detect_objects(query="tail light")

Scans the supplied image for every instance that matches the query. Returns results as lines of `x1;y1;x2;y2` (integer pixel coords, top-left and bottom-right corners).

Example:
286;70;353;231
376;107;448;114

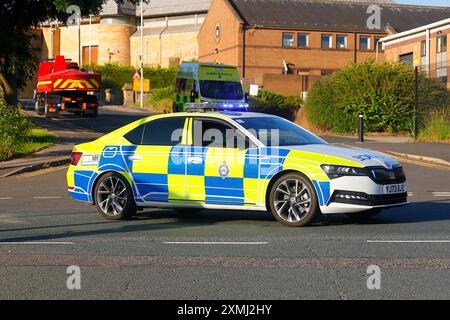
71;152;83;166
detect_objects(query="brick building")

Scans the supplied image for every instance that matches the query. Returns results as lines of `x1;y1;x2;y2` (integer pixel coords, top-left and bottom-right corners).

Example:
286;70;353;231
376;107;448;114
198;0;450;96
39;0;211;67
22;0;211;98
380;18;450;90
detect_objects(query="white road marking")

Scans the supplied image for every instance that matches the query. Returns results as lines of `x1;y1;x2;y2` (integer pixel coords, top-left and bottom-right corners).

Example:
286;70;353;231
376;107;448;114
164;241;270;245
0;197;12;200
0;241;74;245
32;196;63;199
432;192;450;197
367;240;450;243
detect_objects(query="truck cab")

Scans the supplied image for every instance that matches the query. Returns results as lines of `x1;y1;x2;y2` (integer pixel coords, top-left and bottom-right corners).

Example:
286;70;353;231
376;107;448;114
173;62;247;112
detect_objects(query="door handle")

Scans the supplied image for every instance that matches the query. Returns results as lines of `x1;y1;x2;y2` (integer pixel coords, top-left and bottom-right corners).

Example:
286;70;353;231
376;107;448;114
128;156;142;161
187;157;203;164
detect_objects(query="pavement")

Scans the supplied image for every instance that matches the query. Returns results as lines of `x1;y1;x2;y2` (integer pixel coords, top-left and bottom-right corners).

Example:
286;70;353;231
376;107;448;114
322;135;450;165
0;106;154;177
0;106;450;299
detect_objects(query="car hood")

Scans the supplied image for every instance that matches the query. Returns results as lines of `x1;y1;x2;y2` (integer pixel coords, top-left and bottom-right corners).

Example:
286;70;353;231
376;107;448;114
285;144;400;169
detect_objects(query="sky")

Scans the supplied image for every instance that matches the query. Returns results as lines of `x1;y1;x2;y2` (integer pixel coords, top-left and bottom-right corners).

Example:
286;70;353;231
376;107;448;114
397;0;450;6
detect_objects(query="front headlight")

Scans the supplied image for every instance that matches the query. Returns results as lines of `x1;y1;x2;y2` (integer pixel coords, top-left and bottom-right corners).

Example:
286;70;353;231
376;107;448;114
320;164;367;179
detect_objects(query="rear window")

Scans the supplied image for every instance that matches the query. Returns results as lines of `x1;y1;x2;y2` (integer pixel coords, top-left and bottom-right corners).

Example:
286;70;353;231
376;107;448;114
124;124;145;145
124;117;186;146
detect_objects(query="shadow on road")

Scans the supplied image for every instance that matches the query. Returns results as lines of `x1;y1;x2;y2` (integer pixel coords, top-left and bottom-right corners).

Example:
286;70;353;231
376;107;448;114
316;201;450;226
1;202;449;243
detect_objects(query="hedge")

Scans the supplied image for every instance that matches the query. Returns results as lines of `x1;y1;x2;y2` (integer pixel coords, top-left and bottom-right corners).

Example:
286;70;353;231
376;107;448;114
0;98;31;161
89;64;178;92
249;89;302;121
305;59;450;134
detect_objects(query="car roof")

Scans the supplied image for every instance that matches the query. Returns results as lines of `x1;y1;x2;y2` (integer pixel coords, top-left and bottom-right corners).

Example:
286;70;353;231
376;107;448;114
153;112;276;120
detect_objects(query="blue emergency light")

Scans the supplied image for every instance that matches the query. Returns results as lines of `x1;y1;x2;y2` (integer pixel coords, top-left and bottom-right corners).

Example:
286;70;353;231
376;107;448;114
185;102;249;112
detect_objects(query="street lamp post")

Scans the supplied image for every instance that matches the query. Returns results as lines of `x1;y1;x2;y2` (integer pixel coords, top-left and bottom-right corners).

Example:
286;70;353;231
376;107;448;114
140;0;144;109
78;11;81;65
88;15;92;65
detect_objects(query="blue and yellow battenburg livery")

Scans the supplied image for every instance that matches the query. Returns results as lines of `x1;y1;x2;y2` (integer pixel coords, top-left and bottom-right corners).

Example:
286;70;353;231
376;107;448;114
67;110;407;227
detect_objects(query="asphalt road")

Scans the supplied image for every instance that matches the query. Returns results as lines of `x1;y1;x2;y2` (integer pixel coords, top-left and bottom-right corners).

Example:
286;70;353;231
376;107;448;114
1;108;450;299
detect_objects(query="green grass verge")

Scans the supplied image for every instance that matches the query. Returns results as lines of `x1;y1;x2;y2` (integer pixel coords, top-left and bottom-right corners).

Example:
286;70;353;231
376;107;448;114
418;110;450;142
131;97;172;112
12;126;57;159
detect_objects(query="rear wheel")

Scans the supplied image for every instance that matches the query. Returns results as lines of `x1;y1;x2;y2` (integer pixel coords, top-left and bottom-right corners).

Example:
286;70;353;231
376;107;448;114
83;107;98;118
94;172;137;220
269;173;320;227
35;100;44;115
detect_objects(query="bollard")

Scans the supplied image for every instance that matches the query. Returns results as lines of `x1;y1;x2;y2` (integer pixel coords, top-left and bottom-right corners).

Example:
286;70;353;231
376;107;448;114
358;114;364;143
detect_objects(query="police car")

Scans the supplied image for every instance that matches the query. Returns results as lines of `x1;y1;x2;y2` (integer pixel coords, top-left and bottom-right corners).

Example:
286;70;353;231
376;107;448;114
67;105;407;227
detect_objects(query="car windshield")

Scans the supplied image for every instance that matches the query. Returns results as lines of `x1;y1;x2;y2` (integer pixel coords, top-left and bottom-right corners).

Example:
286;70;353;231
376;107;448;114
235;116;327;147
199;80;244;100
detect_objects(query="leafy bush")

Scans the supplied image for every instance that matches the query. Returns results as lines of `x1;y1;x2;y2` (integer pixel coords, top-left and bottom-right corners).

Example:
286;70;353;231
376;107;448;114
305;60;450;134
151;86;174;101
0;98;31;161
89;64;178;91
249;89;302;121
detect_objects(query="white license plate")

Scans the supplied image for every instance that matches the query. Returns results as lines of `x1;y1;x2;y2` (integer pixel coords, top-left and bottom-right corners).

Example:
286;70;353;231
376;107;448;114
384;183;406;194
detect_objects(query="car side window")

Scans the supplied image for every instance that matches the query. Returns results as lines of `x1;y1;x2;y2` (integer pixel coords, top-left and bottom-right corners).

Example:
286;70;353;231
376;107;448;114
142;117;186;146
124;124;145;145
193;119;249;149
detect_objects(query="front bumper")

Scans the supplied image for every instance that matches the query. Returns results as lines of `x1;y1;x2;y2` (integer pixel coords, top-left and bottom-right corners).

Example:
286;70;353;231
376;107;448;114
319;175;408;214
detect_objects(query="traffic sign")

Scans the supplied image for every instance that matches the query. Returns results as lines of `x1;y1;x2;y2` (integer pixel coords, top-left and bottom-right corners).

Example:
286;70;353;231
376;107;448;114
133;79;150;93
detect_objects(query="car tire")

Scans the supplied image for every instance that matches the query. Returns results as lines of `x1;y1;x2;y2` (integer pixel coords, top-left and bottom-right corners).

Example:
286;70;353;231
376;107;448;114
346;208;382;221
269;172;320;227
35;100;44;115
94;172;137;220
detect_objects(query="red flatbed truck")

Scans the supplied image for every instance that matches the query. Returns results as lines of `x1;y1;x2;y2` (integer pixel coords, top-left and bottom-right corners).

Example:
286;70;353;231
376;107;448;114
34;55;101;118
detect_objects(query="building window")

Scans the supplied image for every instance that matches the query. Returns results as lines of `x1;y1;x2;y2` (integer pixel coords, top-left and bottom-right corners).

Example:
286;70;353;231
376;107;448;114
82;46;98;65
282;33;295;47
360;36;371;50
436;34;447;82
336;35;348;49
298;34;309;48
421;40;427;57
420;40;428;72
321;34;333;49
437;34;447;53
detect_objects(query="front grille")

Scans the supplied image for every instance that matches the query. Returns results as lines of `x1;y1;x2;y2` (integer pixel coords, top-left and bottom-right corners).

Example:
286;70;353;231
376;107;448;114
330;190;408;206
368;166;406;185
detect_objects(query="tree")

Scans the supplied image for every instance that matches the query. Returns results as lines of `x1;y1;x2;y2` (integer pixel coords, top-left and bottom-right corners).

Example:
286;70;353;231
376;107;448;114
0;0;140;106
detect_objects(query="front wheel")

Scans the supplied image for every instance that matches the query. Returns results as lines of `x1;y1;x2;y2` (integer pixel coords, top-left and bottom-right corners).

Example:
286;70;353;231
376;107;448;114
94;172;137;220
268;173;320;227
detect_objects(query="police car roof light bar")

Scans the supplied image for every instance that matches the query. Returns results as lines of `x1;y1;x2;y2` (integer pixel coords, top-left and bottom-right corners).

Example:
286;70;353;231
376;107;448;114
185;103;249;113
